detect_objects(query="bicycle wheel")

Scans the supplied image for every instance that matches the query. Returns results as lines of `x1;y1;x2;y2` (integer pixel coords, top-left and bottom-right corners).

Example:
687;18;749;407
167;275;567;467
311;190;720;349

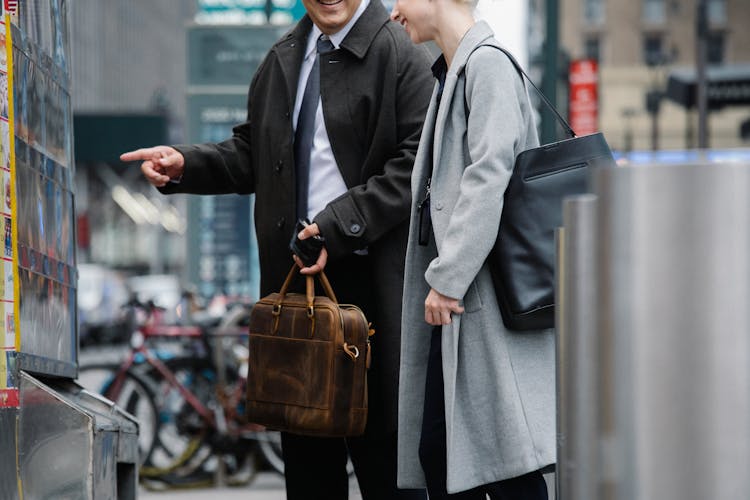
76;363;159;465
140;357;258;486
257;431;285;475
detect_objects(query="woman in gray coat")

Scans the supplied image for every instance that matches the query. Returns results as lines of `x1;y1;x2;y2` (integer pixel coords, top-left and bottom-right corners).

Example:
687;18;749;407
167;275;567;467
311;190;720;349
390;0;556;498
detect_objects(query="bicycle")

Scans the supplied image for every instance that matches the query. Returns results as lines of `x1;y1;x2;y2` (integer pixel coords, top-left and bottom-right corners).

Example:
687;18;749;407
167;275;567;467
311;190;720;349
76;298;285;488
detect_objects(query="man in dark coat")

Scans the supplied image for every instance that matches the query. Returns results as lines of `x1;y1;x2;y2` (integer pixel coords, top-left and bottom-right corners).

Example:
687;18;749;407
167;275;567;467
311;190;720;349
121;0;432;498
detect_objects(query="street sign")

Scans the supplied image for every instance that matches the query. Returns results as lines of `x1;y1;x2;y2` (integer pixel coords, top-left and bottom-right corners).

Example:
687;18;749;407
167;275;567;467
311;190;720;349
195;0;305;25
666;64;750;110
568;59;599;136
188;25;286;87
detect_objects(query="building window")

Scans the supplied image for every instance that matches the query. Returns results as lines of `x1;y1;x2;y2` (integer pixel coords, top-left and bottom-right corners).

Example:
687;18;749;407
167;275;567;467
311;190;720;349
584;36;601;62
583;0;605;24
643;34;664;66
707;0;727;24
642;0;666;24
707;32;725;64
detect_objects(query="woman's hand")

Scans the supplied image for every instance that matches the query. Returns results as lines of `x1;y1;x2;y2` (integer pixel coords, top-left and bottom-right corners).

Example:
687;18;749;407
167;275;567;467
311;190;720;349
425;288;464;325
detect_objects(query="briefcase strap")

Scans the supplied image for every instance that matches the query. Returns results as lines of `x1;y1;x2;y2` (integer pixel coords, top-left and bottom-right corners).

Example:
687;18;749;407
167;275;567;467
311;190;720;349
316;271;338;303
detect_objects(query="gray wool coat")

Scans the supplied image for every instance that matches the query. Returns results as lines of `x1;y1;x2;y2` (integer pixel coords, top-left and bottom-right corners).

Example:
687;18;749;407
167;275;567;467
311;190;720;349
397;22;556;494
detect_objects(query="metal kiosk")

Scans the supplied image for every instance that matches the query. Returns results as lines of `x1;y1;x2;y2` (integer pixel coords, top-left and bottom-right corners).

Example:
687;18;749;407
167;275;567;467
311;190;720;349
0;4;138;499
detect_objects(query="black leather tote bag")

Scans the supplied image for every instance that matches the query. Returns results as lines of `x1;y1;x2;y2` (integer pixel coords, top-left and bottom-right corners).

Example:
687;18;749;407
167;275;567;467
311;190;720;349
488;47;615;330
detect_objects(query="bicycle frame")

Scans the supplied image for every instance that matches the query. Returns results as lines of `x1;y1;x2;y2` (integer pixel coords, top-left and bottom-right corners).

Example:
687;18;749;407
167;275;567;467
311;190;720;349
105;303;252;434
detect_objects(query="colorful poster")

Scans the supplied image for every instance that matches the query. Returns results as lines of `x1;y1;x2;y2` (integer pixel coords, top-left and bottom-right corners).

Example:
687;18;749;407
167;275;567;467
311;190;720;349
0;9;13;388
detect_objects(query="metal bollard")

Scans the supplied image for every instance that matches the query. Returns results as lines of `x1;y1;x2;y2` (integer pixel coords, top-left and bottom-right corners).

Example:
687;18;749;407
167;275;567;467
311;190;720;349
556;194;599;500
560;161;750;500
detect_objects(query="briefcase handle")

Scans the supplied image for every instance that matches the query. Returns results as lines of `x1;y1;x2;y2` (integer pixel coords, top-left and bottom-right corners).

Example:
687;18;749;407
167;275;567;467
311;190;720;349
277;264;338;305
273;265;339;338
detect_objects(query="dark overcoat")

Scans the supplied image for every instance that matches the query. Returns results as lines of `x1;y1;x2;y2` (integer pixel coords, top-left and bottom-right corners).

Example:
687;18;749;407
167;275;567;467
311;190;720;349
161;1;433;431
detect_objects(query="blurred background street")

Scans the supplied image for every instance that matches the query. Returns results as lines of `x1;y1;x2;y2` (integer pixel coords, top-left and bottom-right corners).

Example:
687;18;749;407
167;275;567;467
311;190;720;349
68;0;750;497
0;0;747;499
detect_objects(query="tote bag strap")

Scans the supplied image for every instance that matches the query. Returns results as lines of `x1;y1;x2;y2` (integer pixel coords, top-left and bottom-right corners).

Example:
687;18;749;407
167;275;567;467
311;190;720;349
470;44;576;139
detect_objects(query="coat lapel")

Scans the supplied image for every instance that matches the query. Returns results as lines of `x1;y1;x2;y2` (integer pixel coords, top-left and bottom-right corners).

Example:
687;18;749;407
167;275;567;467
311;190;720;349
413;83;440;200
273;18;311;115
431;73;457;172
339;0;389;59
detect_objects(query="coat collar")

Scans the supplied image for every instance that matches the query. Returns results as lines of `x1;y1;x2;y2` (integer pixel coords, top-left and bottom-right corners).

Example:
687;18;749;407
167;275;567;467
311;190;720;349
339;0;390;59
432;21;496;170
447;21;496;77
277;0;388;59
272;0;389;112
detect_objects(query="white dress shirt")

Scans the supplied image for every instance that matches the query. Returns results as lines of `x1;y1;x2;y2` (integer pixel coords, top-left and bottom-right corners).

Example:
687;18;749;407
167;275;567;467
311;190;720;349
293;0;370;221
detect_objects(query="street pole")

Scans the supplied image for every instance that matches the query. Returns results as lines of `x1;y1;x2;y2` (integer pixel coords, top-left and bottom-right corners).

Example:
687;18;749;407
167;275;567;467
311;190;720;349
646;89;661;151
696;0;709;149
541;0;560;144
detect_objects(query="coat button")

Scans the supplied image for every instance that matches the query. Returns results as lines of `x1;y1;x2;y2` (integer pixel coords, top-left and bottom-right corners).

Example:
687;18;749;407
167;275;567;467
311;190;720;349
275;160;283;172
350;223;361;234
435;202;443;210
277;217;286;229
285;111;290;118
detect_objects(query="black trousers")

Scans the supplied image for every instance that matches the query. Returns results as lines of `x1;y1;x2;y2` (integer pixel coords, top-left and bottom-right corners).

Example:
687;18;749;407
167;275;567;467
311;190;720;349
419;329;549;500
281;254;426;500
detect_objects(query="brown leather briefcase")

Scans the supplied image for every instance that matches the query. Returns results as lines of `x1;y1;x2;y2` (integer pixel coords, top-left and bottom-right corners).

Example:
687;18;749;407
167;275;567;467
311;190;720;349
245;265;371;437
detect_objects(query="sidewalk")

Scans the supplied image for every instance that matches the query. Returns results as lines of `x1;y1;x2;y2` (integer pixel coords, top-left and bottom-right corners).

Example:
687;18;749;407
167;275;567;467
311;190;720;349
139;472;363;500
139;472;553;499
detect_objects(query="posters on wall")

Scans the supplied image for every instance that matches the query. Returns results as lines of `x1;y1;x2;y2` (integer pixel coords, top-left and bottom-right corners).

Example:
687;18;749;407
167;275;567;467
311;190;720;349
0;7;15;402
1;0;76;401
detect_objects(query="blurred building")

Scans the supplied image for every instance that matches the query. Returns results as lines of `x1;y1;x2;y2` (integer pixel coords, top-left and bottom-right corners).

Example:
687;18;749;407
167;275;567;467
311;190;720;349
70;1;197;273
69;1;298;301
561;0;750;151
71;1;195;125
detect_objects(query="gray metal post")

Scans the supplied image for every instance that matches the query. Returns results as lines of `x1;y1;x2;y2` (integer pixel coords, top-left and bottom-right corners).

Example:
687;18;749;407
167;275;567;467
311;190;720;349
556;195;599;500
591;162;750;499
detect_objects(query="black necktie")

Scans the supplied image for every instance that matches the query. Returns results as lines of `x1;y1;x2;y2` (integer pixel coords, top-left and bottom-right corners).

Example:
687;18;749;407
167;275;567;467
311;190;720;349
294;35;335;220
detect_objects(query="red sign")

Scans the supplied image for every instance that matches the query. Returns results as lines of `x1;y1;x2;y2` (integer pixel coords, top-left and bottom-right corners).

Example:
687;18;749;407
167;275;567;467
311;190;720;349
0;388;19;408
3;0;18;15
569;59;599;136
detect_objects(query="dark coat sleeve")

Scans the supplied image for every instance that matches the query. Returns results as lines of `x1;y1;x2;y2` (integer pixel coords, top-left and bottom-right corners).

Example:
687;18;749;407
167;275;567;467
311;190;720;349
158;59;269;196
